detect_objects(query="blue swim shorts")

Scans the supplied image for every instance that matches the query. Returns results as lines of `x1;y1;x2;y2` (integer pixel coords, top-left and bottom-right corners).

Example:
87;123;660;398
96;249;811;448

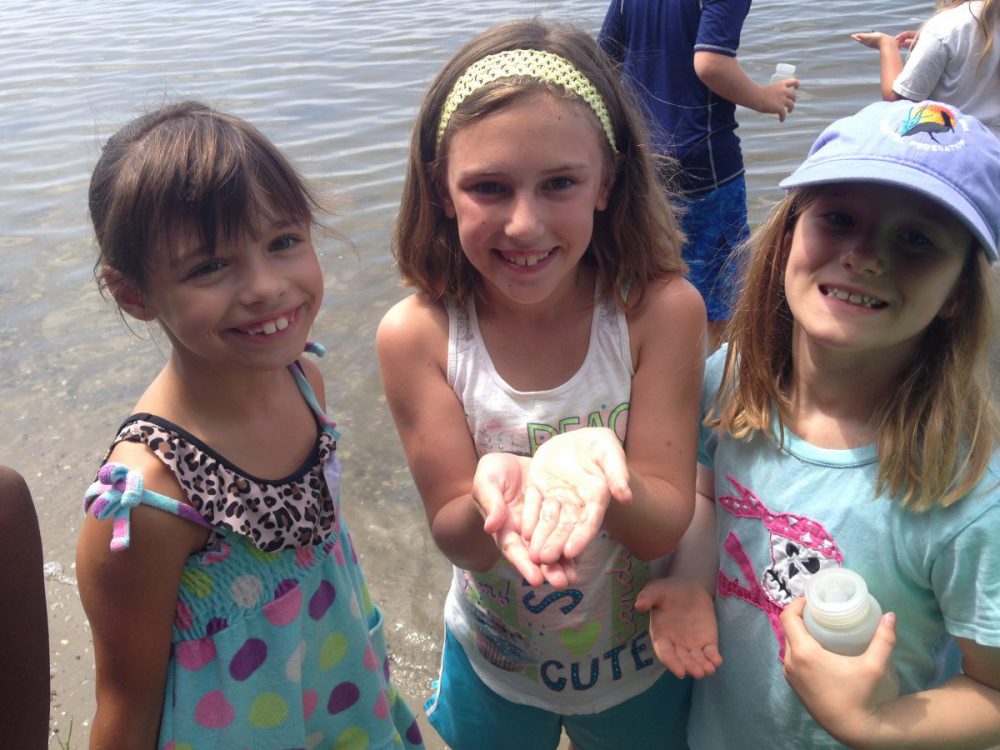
425;627;691;750
678;175;750;322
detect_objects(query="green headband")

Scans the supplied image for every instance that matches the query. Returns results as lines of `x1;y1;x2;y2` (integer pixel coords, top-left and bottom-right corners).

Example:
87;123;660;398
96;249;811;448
436;49;618;154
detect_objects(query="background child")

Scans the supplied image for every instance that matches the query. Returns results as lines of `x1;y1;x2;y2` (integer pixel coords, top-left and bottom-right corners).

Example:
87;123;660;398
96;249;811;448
638;100;1000;748
0;466;49;750
76;101;423;750
853;0;1000;134
599;0;799;350
377;19;705;750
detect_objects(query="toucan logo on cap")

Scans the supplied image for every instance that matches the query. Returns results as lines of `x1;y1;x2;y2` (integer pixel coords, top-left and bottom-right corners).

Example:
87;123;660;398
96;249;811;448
899;103;955;142
884;103;966;152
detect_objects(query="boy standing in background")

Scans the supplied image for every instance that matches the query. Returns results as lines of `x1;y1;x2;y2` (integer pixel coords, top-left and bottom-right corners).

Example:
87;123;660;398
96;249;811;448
600;0;797;349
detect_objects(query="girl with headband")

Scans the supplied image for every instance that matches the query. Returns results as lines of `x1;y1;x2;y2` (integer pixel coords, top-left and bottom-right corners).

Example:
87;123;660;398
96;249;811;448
377;18;705;750
639;100;1000;748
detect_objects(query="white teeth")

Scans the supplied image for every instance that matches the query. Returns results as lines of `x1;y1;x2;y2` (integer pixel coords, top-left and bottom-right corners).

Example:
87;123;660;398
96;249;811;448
824;287;885;309
503;250;551;267
246;315;291;335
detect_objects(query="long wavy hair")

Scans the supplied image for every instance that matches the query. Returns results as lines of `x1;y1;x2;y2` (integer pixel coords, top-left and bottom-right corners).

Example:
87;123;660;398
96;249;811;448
393;19;686;311
709;187;999;510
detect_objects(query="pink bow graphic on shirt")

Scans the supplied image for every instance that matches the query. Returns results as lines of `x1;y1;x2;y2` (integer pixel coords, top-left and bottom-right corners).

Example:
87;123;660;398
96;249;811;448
716;474;843;661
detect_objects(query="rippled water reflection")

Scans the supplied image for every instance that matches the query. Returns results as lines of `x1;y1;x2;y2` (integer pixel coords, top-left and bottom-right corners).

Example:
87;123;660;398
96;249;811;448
0;1;922;744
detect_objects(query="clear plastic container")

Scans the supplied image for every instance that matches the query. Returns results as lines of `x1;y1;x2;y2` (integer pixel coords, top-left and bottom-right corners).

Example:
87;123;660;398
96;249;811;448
770;63;797;84
803;568;900;702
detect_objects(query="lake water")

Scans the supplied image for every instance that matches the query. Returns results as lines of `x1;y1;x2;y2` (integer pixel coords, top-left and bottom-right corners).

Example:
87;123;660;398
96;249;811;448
0;0;924;745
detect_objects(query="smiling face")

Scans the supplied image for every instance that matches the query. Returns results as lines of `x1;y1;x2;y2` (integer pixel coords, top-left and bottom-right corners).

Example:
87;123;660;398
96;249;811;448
135;205;324;374
782;182;972;366
441;91;612;309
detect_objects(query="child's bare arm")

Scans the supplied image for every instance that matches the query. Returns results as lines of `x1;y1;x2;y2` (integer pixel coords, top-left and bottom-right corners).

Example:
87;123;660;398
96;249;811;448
77;443;208;749
693;50;798;120
377;295;546;582
851;32;906;101
783;604;1000;749
603;277;705;558
636;466;722;679
0;467;48;750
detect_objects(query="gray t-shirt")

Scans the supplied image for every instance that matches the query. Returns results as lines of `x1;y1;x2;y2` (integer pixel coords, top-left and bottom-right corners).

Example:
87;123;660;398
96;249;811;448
894;1;1000;135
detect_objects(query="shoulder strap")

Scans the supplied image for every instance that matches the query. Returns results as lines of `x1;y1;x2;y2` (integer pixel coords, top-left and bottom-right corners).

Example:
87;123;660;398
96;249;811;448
289;341;340;439
83;463;213;552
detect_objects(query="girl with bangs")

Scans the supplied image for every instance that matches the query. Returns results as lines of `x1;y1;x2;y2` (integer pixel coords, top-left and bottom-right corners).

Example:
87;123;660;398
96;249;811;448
77;101;423;750
638;100;1000;749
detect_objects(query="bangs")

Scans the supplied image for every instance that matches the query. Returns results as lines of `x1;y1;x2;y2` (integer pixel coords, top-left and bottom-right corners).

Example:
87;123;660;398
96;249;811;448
100;108;314;283
146;118;312;256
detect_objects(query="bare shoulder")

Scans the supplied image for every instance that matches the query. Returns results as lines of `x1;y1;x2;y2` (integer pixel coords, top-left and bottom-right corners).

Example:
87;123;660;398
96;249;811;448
637;275;705;317
79;437;207;577
298;353;326;408
105;438;186;502
0;466;33;523
628;275;707;351
77;438;205;743
376;292;449;362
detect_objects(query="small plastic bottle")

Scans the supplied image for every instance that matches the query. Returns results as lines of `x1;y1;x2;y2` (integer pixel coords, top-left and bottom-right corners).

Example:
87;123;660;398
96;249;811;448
803;568;900;703
770;62;797;84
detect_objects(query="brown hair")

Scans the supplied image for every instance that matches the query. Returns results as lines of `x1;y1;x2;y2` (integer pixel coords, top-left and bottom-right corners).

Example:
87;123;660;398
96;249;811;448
710;187;999;510
89;100;324;293
393;19;686;310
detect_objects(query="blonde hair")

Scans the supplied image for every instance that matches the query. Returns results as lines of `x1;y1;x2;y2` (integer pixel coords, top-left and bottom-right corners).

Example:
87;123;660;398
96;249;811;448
936;0;999;65
393;19;686;311
709;187;1000;510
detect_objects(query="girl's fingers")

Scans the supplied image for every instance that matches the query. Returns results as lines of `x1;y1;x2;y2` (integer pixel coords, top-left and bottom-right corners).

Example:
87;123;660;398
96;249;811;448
865;612;897;665
655;644;688;680
539;558;578;589
496;527;544;587
561;498;606;560
589;436;632;504
528;494;564;562
704;643;723;667
521;484;542;542
476;481;508;534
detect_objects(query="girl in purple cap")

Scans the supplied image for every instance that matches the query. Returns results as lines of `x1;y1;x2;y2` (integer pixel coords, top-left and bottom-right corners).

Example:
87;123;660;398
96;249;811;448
638;99;1000;749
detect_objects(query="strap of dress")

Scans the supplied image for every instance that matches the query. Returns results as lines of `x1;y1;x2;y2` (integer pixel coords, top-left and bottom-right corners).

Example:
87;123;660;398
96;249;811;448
289;341;341;439
83;463;213;552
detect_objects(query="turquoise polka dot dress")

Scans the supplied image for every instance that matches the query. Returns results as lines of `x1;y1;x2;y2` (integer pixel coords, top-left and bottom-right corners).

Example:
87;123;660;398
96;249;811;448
84;348;424;750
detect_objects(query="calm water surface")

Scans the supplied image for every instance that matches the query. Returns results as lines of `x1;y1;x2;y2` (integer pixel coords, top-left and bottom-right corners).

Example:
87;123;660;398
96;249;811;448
0;0;922;744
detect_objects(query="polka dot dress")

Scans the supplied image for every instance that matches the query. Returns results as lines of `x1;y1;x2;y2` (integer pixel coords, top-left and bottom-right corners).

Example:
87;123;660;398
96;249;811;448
157;504;422;749
87;355;424;750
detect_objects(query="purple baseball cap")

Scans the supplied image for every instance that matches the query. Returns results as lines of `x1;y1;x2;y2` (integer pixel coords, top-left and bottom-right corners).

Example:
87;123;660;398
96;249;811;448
779;100;1000;261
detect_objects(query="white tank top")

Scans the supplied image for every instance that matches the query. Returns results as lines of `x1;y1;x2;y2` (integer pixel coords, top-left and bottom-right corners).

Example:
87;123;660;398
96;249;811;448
443;294;667;714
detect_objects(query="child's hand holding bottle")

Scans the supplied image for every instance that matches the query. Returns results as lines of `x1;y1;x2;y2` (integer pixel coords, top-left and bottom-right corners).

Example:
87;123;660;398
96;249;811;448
780;596;899;747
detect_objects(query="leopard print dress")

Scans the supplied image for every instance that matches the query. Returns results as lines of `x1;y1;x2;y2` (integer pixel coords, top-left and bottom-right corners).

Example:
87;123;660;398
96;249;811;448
84;352;424;750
